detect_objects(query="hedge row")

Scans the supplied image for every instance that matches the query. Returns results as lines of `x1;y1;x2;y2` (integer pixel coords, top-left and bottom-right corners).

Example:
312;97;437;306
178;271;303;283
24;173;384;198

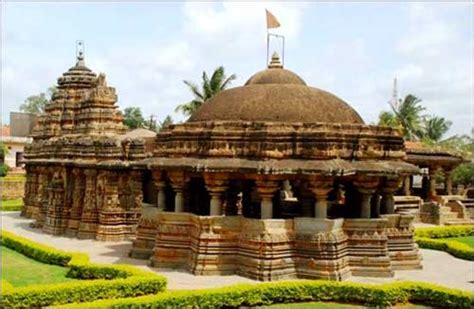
59;281;474;309
414;225;474;260
415;225;474;239
416;237;474;260
0;230;167;308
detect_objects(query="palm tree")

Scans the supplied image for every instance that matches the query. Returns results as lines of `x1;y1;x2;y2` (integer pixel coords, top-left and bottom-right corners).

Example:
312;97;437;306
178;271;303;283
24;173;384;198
391;94;426;141
175;66;236;117
423;116;452;142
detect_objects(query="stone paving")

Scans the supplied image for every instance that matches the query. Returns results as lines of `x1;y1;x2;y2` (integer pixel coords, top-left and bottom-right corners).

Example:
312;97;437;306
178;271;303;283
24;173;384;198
1;212;473;291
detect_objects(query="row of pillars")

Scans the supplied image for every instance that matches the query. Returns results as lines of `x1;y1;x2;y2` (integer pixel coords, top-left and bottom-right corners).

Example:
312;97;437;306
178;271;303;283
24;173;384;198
402;166;454;200
152;171;401;219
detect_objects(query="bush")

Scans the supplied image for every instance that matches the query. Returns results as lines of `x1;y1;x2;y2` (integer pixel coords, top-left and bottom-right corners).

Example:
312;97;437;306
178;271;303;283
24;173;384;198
0;164;9;177
0;199;24;212
0;230;167;308
59;281;474;309
414;226;474;260
415;226;474;239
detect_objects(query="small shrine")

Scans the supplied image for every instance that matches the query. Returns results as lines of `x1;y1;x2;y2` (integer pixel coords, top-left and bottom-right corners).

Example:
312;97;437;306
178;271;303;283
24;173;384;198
22;45;152;241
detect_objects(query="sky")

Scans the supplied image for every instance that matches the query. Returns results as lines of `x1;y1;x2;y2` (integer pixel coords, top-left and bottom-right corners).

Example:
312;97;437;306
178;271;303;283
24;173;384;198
2;1;472;136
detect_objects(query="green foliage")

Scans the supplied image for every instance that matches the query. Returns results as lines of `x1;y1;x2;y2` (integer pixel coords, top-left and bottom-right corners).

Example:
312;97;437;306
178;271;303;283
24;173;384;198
0;164;9;177
414;225;473;239
19;86;57;114
158;115;174;131
452;163;474;187
0;230;167;308
176;66;237;117
423;116;452;142
123;107;146;129
392;94;426;141
1;199;23;211
60;281;474;309
414;226;474;260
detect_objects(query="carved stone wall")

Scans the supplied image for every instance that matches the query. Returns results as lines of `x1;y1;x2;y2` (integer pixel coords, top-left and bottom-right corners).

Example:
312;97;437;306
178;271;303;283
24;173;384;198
148;212;421;281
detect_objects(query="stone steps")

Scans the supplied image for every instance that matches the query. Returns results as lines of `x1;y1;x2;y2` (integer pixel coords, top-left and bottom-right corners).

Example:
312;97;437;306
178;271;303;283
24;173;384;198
445;219;474;226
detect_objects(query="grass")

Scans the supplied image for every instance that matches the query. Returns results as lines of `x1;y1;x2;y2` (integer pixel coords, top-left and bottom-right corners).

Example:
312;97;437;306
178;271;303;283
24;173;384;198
0;198;23;211
441;236;474;248
1;175;26;181
1;246;78;287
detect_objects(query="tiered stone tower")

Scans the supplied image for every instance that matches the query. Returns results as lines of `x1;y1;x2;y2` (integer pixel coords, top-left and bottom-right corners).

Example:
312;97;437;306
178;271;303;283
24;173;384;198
23;47;151;241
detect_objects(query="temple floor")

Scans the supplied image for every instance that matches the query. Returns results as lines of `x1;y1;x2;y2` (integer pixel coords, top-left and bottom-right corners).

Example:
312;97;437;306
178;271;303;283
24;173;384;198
1;211;472;291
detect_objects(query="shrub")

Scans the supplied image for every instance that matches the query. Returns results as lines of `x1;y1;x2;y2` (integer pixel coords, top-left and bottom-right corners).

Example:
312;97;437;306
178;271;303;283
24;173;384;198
414;226;474;260
0;230;167;308
0;164;9;177
59;281;474;309
415;226;474;239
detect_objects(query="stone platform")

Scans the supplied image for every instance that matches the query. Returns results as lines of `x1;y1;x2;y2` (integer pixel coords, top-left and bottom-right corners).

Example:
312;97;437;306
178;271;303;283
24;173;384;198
130;211;422;281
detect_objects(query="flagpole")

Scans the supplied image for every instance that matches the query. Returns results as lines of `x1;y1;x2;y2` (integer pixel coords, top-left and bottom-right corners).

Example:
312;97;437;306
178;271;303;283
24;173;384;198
266;31;270;66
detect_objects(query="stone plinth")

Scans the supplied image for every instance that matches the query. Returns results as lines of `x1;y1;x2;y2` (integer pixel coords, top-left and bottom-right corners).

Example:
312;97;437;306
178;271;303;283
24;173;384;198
382;214;422;270
139;212;421;281
294;218;350;280
342;219;393;277
129;204;161;259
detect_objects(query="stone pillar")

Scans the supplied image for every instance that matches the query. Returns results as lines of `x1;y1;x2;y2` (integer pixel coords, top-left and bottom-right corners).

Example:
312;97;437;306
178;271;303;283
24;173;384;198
255;178;280;219
169;171;187;213
307;177;333;219
371;193;381;218
204;173;229;216
354;178;379;219
380;178;401;215
444;169;453;195
156;182;166;210
428;167;438;201
403;176;411;196
152;171;166;211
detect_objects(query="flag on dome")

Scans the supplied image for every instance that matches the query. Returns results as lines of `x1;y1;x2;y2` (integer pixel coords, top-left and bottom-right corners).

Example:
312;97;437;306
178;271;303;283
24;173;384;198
265;9;280;29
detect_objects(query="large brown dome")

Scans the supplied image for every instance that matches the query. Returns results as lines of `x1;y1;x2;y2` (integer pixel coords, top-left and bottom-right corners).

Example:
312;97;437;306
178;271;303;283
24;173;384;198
189;54;364;124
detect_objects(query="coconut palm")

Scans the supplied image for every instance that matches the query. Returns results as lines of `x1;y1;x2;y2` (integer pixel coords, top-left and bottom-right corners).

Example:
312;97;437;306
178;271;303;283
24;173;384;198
175;66;236;117
423;116;452;142
391;94;426;141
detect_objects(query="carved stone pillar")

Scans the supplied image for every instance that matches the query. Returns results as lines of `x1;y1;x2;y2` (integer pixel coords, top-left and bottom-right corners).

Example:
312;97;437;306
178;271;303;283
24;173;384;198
444;169;453;195
255;178;280;219
380;178;401;215
354;178;379;219
403;176;411;196
169;171;187;213
307;177;333;219
371;192;381;218
152;170;166;210
428;167;438;201
204;173;228;216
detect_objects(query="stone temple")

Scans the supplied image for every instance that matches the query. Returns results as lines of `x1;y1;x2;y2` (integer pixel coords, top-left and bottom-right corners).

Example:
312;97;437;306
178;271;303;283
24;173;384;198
23;51;423;281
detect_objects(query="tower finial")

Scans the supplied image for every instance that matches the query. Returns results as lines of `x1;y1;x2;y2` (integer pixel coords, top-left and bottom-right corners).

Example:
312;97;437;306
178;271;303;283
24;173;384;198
268;51;283;69
76;40;85;66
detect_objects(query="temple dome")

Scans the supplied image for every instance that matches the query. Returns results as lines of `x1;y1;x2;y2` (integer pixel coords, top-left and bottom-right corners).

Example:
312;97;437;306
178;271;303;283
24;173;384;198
189;53;364;124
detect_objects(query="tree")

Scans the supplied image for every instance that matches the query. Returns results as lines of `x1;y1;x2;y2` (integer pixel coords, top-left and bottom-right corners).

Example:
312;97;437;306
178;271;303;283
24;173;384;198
377;94;425;141
423;116;452;142
123;107;145;129
0;142;9;177
158;115;173;132
20;86;57;114
175;66;236;117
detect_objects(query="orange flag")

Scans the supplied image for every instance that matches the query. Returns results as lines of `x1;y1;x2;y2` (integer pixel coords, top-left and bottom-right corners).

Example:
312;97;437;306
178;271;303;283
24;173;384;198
266;9;280;29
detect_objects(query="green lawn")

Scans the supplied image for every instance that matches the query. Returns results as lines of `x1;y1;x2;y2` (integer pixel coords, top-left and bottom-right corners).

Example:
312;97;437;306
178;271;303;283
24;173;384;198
1;198;23;211
1;246;78;287
442;236;474;248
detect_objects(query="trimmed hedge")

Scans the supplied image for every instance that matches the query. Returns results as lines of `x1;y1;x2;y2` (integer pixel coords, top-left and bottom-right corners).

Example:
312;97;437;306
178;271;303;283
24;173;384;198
415;225;474;239
59;281;474;309
415;225;474;260
0;230;167;308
